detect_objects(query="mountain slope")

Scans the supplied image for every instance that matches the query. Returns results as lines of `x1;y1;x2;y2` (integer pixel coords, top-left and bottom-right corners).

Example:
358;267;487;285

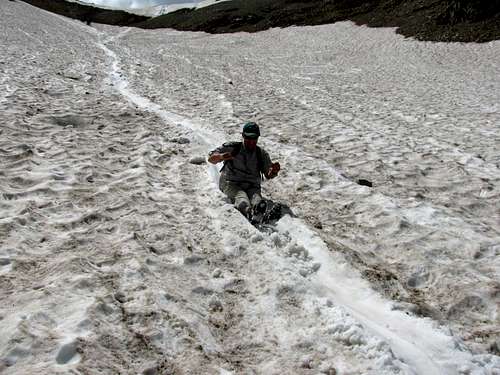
134;0;500;42
19;0;500;42
20;0;148;26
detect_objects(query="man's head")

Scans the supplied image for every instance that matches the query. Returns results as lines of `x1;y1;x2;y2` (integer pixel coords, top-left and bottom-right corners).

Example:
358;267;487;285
242;122;260;151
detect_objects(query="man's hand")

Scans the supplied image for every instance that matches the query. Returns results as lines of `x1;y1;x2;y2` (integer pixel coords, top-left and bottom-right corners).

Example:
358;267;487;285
266;162;280;178
221;152;234;161
208;152;233;164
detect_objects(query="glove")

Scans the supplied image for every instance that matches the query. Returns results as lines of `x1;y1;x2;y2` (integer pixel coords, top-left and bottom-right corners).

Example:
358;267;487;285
267;162;280;178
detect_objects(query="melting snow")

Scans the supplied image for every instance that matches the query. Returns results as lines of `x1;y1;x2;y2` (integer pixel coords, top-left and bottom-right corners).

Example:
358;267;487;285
1;1;499;374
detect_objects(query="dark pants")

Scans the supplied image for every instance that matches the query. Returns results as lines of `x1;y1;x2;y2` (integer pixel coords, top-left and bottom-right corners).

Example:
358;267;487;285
219;178;262;213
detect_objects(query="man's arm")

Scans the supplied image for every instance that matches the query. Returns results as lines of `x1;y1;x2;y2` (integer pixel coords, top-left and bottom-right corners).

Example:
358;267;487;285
208;152;233;164
209;141;242;164
260;148;280;179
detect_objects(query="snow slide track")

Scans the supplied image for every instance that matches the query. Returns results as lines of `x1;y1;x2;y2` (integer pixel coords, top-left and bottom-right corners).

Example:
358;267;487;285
95;28;486;375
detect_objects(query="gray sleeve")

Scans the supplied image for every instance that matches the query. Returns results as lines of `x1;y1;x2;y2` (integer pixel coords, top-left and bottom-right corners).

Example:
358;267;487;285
260;148;273;173
208;144;232;156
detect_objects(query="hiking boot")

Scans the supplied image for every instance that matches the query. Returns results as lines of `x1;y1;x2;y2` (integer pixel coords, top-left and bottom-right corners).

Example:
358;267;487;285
265;203;282;222
237;201;252;221
254;200;267;215
251;200;267;225
244;207;252;221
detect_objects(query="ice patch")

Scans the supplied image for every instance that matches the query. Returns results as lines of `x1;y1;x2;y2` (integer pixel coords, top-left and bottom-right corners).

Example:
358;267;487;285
0;258;12;275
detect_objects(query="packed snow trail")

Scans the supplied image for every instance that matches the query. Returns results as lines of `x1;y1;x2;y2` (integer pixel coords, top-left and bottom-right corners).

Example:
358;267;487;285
95;24;496;375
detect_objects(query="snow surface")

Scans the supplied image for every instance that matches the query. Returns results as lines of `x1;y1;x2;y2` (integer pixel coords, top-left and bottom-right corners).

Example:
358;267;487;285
1;1;499;374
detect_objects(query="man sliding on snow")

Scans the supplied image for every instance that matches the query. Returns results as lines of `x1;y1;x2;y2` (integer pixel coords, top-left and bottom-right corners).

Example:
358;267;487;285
208;122;280;221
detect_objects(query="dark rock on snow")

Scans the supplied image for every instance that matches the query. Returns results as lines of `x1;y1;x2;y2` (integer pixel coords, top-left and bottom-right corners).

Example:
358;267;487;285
189;156;206;165
357;179;373;188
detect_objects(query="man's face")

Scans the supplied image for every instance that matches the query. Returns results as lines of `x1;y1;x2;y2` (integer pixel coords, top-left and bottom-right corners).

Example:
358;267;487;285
243;137;258;151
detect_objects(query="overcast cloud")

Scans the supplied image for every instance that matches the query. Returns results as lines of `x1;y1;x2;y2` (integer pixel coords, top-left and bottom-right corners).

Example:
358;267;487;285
80;0;198;9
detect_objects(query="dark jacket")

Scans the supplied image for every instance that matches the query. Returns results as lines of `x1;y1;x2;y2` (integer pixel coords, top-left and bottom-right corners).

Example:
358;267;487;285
210;142;272;187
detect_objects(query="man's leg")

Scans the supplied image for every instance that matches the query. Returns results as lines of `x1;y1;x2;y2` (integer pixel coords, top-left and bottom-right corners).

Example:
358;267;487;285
249;190;262;208
248;188;267;213
220;179;251;216
246;189;267;223
234;190;251;216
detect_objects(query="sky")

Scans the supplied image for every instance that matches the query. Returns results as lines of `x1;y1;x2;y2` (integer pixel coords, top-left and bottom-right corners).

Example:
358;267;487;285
79;0;199;10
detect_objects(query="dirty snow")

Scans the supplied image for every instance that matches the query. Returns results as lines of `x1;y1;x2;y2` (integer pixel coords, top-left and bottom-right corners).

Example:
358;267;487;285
1;1;499;374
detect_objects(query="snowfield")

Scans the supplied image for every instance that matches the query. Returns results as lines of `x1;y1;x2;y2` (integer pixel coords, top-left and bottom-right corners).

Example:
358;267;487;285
1;1;499;374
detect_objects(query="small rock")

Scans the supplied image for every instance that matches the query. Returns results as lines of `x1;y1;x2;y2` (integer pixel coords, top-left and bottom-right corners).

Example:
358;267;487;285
357;179;372;187
172;137;190;144
114;292;127;303
184;255;205;265
212;268;223;278
311;262;321;272
192;286;214;295
147;245;161;255
299;269;309;277
189;156;206;165
164;293;179;302
142;367;157;375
